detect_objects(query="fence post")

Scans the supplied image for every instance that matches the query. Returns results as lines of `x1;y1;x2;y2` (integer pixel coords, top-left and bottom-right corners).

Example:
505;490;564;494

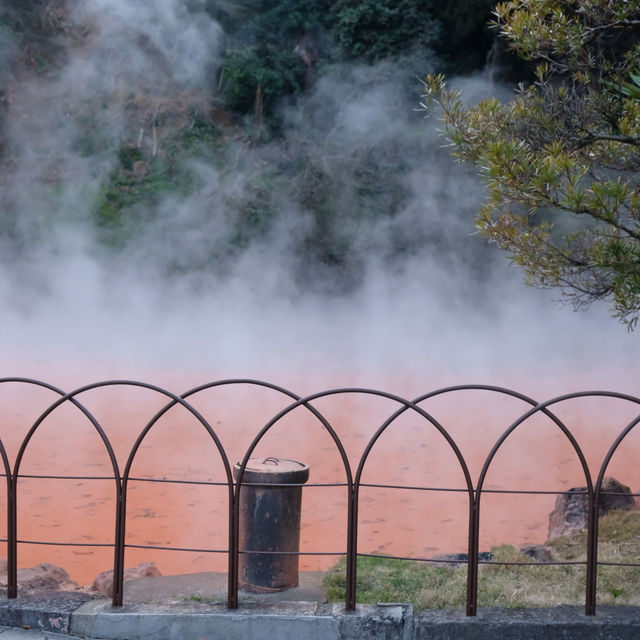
346;482;358;610
466;494;479;616
112;487;126;607
227;487;238;609
7;474;17;599
585;491;598;615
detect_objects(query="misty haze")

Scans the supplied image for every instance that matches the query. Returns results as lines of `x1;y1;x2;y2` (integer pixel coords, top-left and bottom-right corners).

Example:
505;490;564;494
1;0;640;600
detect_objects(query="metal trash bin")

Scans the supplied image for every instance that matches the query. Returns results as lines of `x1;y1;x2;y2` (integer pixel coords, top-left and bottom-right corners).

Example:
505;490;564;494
234;456;309;592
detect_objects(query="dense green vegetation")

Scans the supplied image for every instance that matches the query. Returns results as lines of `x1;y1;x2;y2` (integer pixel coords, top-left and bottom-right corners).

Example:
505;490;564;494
0;0;510;291
210;0;497;115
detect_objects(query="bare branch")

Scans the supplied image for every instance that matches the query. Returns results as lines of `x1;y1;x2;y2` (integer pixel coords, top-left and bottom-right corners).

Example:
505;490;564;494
575;133;640;149
585;19;640;38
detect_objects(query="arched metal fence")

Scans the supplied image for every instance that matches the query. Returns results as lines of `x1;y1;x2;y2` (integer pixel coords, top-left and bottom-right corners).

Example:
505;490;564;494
1;378;639;616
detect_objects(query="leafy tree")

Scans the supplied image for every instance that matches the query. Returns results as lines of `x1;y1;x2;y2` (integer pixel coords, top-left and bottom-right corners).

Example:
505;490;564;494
219;45;306;116
330;0;440;62
213;0;330;125
425;0;640;327
213;0;497;128
214;0;332;45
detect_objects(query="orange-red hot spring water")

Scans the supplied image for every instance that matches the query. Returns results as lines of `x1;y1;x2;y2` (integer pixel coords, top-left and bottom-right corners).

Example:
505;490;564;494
1;381;640;586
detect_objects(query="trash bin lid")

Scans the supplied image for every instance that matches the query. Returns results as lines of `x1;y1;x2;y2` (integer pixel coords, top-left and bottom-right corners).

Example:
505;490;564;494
234;457;310;484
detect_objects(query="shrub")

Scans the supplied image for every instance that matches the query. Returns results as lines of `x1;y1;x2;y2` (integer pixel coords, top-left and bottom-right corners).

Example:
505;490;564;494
220;44;306;116
330;0;441;62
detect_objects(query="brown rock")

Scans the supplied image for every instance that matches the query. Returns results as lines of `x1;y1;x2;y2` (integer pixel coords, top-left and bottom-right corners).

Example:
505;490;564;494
600;476;638;511
131;160;150;181
428;551;493;568
0;562;78;591
92;562;161;597
548;476;637;539
91;570;113;597
519;544;554;563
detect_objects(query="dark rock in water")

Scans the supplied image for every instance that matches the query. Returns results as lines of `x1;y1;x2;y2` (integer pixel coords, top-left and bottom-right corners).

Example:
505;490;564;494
548;476;637;539
430;551;493;567
91;561;161;597
519;544;554;563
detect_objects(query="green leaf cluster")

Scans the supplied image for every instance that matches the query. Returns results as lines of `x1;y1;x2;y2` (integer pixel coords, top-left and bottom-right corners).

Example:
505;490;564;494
93;114;222;249
214;0;496;126
329;0;441;63
216;0;332;46
424;0;640;327
219;45;306;116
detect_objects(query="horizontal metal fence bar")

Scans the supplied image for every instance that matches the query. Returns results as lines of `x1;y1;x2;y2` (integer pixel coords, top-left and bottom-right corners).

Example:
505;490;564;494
359;483;591;495
131;477;348;488
125;544;228;553
123;545;347;556
0;541;600;567
129;477;227;486
238;551;345;558
12;475;638;497
356;552;587;566
479;488;590;495
478;560;587;566
10;474;349;488
16;475;115;481
358;483;618;496
232;482;346;488
16;540;113;547
359;483;468;492
128;478;346;488
357;552;464;563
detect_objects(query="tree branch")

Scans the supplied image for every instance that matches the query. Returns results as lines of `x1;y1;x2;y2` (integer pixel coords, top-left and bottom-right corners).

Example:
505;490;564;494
585;19;640;38
575;133;640;149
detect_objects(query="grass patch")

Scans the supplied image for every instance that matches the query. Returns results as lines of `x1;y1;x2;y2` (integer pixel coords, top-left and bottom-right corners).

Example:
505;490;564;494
322;510;640;610
184;593;217;603
323;556;467;609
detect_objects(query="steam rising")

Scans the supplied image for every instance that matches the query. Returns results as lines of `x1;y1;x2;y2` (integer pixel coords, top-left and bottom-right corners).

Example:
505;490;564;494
1;0;638;395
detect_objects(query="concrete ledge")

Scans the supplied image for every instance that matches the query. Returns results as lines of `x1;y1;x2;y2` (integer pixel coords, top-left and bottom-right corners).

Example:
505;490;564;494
71;600;411;640
0;592;92;635
3;594;640;640
70;601;640;640
72;601;330;640
415;606;640;640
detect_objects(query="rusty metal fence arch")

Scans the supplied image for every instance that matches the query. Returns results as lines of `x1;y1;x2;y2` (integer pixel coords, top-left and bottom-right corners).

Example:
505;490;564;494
495;391;640;615
351;389;474;613
374;384;592;615
0;379;639;618
234;387;475;612
0;377;122;600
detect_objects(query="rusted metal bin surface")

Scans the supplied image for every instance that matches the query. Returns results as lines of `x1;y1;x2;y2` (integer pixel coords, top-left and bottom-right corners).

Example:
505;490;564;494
234;457;310;593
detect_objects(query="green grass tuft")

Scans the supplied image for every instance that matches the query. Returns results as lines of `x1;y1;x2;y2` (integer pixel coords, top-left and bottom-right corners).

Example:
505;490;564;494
322;510;640;610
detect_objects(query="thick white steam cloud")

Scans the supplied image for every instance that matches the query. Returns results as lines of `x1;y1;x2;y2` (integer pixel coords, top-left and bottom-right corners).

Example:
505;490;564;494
0;0;638;398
